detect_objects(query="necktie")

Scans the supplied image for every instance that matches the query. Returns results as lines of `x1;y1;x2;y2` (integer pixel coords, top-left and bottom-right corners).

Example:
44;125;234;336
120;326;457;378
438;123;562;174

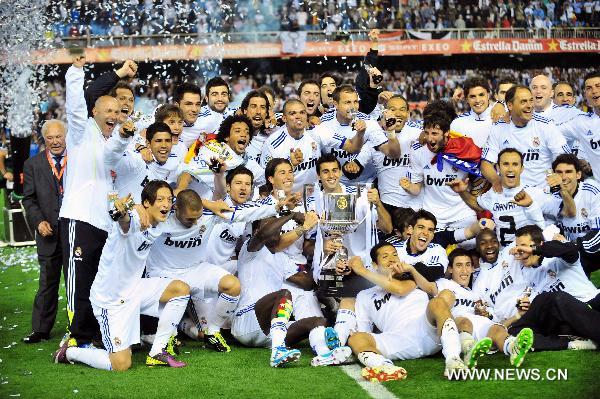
54;155;63;173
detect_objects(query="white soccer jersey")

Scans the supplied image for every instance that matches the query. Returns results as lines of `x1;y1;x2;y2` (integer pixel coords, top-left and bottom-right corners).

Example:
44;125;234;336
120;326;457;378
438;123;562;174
180;105;236;147
146;201;278;275
355;121;423;209
435;278;482;317
548;180;600;240
236;242;297;310
247;130;270;164
450;107;493;148
181;141;265;199
535;103;582;156
90;210;163;308
556;112;600;176
409;143;476;227
528;255;600;302
201;196;276;265
482;116;571;188
476;185;549;247
389;238;449;275
355;286;430;333
260;127;321;192
107;142;179;203
314;111;387;184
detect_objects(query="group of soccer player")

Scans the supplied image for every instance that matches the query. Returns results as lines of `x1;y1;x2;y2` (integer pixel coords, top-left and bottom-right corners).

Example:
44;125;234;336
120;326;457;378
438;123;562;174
49;34;600;382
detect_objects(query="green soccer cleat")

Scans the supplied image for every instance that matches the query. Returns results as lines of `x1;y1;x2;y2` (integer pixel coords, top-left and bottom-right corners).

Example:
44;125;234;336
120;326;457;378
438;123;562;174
510;328;534;367
464;337;492;369
165;334;182;356
203;330;231;352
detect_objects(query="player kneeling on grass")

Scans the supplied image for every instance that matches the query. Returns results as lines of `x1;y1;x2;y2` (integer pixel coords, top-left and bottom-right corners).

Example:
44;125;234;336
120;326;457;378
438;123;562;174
399;247;534;369
54;181;190;370
345;242;467;382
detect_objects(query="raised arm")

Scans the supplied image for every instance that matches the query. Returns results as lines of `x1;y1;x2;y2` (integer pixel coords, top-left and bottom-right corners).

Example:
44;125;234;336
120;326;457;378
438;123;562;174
349;256;416;297
65;56;88;145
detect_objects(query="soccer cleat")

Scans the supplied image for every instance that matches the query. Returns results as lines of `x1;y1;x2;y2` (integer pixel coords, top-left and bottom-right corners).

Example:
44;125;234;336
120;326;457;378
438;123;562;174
324;327;341;350
464;337;493;369
146;351;186;368
270;346;301;367
510;328;534;367
568;339;597;350
311;346;353;367
361;365;408;382
203;330;231;352
53;340;73;365
165;334;182;356
444;356;468;379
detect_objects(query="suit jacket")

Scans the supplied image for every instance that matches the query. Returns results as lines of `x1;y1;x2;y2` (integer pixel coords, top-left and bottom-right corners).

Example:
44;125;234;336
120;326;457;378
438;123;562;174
22;151;63;255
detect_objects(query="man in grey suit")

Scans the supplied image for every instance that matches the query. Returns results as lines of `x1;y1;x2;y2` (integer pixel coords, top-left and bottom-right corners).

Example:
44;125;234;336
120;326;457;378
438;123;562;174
22;119;67;343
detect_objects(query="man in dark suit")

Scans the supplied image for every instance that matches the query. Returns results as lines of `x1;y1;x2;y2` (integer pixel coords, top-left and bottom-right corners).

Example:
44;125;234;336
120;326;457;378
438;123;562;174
22;119;67;343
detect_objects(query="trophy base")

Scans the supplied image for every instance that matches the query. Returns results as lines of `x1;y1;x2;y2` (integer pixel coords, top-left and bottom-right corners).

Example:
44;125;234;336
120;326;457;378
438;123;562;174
317;269;344;297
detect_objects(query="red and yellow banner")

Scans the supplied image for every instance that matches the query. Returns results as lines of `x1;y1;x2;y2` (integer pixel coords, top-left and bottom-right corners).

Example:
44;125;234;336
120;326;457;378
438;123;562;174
16;38;600;64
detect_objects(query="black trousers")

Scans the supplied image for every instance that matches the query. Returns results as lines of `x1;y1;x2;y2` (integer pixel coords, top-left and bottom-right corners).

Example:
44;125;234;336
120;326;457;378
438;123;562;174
508;291;600;351
31;237;66;334
10;136;31;195
60;218;108;343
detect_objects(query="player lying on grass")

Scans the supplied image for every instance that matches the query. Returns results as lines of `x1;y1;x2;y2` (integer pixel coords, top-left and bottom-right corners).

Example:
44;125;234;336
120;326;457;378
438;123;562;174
343;242;468;382
399;247;534;369
232;210;353;368
54;180;190;370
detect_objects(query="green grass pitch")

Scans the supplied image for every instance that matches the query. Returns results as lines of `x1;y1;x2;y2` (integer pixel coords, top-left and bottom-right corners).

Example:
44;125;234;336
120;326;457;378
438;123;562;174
0;246;599;399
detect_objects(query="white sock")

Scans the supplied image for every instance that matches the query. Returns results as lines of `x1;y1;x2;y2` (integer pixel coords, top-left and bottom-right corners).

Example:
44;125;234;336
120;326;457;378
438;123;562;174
440;318;461;360
150;295;189;357
179;316;200;340
334;309;357;346
357;351;393;368
206;292;239;334
66;347;112;370
270;317;288;350
459;331;475;354
309;326;330;355
189;297;212;331
503;336;516;356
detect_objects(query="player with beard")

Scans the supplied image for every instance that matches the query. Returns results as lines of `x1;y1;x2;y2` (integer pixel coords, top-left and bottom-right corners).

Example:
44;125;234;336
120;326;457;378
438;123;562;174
345;242;467;380
54;181;190;370
181;78;236;146
177;115;264;198
298;79;322;128
60;55;141;348
173;83;203;147
314;85;387;184
448;148;554;247
481;85;570;191
106;122;179;202
241;90;271;163
555;72;600;176
401;103;477;230
346;95;420;210
260;100;322;191
553;81;576;106
450;77;494;148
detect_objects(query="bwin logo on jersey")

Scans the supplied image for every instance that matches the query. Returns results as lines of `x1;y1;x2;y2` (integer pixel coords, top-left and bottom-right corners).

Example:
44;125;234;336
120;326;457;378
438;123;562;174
331;148;352;159
294;157;317;171
164;236;202;248
137;241;152;251
374;292;392;311
426;174;457;186
455;298;475;308
383;155;410;167
219;229;238;243
523;149;540;162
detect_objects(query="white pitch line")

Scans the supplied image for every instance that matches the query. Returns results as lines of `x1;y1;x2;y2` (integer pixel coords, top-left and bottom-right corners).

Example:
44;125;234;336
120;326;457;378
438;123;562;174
341;365;398;399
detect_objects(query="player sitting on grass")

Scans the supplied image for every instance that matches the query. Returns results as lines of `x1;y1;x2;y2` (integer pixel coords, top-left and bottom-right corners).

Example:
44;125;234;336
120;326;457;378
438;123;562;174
400;247;534;369
344;242;468;382
54;180;190;370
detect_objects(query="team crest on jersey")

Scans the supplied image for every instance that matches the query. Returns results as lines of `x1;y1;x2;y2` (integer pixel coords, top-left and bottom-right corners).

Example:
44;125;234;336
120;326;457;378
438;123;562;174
532;137;540;147
337;197;348;210
311;142;317;151
547;270;557;278
451;166;458;172
114;337;122;347
502;261;509;269
198;225;206;234
74;247;82;257
581;208;589;218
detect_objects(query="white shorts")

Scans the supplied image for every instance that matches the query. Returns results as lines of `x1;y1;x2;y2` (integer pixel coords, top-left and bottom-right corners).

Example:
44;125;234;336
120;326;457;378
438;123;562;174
231;303;271;348
372;314;441;360
148;262;229;300
456;313;500;341
92;277;173;353
282;283;324;320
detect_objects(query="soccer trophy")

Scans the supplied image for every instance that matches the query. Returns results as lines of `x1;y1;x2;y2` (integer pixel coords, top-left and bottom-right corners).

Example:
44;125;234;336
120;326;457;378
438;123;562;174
317;190;362;297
